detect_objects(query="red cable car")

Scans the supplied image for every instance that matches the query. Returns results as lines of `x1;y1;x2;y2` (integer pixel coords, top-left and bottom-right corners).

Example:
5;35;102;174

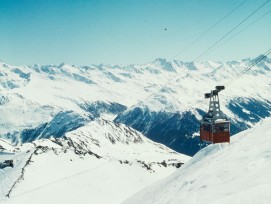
200;86;230;143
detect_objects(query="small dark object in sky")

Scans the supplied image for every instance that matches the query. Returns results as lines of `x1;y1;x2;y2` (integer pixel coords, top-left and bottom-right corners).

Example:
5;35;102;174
164;28;167;31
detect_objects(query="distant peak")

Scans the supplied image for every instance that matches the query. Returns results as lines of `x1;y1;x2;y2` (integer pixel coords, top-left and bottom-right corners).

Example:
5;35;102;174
58;62;66;68
153;58;168;63
153;58;176;72
33;64;41;68
254;54;268;62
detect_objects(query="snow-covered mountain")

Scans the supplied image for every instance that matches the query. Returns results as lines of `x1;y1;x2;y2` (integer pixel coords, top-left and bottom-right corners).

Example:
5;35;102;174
115;58;271;155
1;57;271;155
0;119;189;203
123;117;271;204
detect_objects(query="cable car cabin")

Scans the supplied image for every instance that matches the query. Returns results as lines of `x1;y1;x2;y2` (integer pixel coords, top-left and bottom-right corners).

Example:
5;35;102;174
200;86;230;143
200;121;230;143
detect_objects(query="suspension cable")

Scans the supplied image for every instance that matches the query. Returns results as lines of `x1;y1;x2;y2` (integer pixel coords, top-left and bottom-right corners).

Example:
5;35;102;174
203;8;271;59
170;0;248;60
225;48;271;87
193;0;270;62
131;1;270;106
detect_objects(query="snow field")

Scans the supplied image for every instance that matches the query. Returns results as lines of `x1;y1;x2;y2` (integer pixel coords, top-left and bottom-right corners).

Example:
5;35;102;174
123;117;271;204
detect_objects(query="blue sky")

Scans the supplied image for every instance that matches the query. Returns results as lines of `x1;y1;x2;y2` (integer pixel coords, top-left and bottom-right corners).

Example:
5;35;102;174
0;0;270;65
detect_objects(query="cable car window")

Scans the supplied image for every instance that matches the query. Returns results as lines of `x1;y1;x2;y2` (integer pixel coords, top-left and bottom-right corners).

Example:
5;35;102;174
223;123;229;132
214;123;229;133
202;124;211;131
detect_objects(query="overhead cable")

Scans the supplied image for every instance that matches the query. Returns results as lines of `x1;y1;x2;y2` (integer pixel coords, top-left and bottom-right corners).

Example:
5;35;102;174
193;0;271;62
170;0;248;60
204;8;271;58
225;48;271;87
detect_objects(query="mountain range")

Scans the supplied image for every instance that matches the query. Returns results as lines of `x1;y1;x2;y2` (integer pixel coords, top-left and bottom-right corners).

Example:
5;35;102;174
1;56;271;156
1;56;271;203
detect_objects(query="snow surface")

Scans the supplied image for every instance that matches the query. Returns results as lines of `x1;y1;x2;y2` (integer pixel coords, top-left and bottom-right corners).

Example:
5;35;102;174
0;119;190;204
123;117;271;204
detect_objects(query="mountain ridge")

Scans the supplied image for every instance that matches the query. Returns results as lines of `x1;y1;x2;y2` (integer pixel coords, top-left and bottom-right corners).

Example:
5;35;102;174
1;56;270;155
0;119;189;204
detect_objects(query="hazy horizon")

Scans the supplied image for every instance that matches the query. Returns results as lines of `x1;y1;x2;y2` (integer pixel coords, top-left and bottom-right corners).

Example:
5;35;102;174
1;0;270;66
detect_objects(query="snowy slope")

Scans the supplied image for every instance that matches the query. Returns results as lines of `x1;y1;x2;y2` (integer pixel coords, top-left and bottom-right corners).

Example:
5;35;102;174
123;117;271;204
0;119;190;204
63;119;187;163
